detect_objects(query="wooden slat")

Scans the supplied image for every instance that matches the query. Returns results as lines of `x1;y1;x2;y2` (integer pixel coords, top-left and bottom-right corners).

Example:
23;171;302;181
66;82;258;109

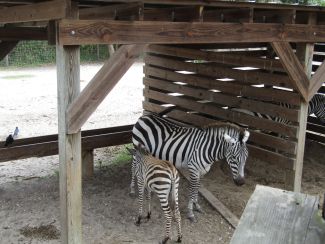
145;54;292;89
0;0;68;24
58;20;325;45
144;6;202;21
147;45;285;72
271;42;310;102
143;89;298;138
230;185;321;244
144;65;301;106
0;27;47;41
143;101;297;155
66;44;145;134
0;41;18;60
307;123;325;134
306;132;325;143
0;130;132;163
309;61;325;100
80;2;143;20
144;76;299;123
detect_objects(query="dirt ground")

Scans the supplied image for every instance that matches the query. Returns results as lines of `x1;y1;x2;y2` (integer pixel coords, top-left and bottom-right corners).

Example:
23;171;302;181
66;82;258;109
0;64;325;244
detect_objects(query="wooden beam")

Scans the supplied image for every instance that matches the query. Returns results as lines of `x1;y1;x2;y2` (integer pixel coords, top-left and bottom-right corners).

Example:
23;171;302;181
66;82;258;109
271;42;310;102
58;20;325;45
0;41;18;60
0;0;68;24
66;44;145;134
0;27;47;41
80;2;143;20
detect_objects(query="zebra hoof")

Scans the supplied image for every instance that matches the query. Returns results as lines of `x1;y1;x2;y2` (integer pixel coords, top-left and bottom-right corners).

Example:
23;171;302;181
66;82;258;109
194;207;204;214
129;192;136;198
159;237;170;244
187;215;197;223
146;211;151;220
135;216;141;226
176;235;182;242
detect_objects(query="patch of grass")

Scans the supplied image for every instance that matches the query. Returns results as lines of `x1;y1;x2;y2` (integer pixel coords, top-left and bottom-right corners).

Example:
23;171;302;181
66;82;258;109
20;224;60;240
1;74;34;79
111;144;133;166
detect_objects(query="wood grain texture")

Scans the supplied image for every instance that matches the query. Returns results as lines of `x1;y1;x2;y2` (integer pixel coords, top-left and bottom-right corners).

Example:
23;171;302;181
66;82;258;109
0;0;68;24
230;185;323;244
271;42;310;102
67;44;145;134
58;20;325;45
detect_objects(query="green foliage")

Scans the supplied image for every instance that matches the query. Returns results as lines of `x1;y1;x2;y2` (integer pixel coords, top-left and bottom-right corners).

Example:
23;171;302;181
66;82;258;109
111;145;133;166
0;41;110;67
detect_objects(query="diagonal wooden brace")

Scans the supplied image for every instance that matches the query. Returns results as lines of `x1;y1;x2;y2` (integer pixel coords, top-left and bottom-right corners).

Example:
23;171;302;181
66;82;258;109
66;44;146;134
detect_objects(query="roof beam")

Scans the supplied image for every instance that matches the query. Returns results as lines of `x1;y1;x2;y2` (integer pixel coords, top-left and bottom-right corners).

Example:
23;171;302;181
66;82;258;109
58;20;325;45
66;44;145;134
271;42;310;102
0;0;68;24
0;26;47;40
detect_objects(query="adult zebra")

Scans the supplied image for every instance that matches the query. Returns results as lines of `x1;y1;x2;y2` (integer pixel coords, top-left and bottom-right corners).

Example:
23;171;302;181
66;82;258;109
131;112;250;221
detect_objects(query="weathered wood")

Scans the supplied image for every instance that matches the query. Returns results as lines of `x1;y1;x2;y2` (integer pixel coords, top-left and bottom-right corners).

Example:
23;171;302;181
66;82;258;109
0;27;47;41
145;54;292;88
58;20;325;45
66;44;145;134
230;185;323;244
271;42;310;102
0;41;18;61
80;2;143;20
143;89;298;138
144;65;301;106
143;102;295;170
180;170;239;228
147;44;285;72
0;0;68;24
143;76;299;123
309;61;325;100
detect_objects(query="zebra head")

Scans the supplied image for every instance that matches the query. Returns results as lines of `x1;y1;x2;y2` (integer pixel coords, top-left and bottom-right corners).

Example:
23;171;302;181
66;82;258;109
223;130;249;186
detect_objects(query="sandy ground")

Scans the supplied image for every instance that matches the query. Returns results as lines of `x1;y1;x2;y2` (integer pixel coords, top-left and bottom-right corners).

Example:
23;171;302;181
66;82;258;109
0;63;324;244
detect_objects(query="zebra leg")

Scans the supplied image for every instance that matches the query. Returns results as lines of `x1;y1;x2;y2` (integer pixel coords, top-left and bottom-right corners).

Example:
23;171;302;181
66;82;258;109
146;189;151;220
159;196;172;244
187;173;200;222
135;181;145;226
193;193;203;213
129;159;136;197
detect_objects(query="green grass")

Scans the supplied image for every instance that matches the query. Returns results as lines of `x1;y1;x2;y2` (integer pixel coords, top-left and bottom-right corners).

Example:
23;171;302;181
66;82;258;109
111;144;133;166
1;74;34;79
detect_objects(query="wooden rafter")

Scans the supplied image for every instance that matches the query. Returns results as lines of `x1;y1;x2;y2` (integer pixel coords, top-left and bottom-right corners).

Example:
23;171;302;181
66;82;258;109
66;44;145;134
271;42;310;102
0;0;68;24
0;27;47;41
58;20;325;45
0;41;18;60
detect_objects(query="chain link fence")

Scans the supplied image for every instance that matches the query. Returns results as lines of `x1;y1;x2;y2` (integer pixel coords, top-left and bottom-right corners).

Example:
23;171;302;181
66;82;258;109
0;41;111;67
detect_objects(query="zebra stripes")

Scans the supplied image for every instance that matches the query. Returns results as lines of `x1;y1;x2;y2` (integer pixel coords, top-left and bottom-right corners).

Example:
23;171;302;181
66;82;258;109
309;93;325;123
131;113;249;221
127;145;182;244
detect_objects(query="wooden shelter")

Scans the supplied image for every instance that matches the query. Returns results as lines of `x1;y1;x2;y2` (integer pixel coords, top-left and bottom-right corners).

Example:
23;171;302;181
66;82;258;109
1;0;325;243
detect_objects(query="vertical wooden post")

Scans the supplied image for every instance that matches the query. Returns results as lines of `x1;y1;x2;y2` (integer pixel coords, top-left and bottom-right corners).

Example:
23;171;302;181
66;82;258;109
291;13;316;192
82;150;94;179
56;2;82;243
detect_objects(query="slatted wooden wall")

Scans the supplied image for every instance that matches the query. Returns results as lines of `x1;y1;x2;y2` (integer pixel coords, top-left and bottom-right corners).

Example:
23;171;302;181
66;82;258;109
307;43;325;144
143;44;303;173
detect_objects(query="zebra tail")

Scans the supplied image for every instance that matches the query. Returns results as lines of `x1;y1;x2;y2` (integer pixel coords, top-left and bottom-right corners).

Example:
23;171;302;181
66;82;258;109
170;178;176;211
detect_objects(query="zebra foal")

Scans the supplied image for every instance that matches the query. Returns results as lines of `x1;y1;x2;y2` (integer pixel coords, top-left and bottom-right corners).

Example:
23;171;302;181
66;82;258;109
127;145;182;244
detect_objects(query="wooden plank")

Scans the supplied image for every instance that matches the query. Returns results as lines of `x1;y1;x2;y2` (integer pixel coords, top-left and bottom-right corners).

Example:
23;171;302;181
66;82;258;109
0;27;47;41
0;130;132;163
271;42;310;102
144;65;301;106
143;76;299;123
144;6;202;21
306;132;325;143
230;185;320;244
58;20;325;45
82;150;94;179
307;123;325;134
145;54;292;89
66;44;145;134
80;2;143;20
180;170;239;228
0;0;68;24
147;45;285;72
0;41;18;60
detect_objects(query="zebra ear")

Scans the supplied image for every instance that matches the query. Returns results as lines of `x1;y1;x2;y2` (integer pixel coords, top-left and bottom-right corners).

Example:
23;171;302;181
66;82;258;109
224;133;236;144
242;130;250;143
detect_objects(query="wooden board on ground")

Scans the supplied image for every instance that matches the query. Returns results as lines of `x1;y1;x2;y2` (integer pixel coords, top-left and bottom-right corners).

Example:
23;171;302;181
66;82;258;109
230;185;325;244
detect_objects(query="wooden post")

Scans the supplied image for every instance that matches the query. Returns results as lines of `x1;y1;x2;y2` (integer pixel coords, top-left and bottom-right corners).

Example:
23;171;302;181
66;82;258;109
82;150;94;179
56;2;82;243
292;13;316;192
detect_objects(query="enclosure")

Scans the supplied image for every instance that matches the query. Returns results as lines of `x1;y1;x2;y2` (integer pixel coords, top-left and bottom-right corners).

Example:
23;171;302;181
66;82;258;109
1;0;325;243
